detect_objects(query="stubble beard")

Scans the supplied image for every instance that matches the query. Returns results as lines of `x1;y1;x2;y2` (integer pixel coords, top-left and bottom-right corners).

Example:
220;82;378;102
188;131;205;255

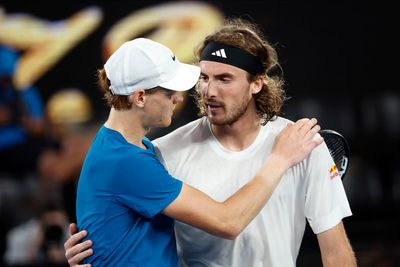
207;95;251;126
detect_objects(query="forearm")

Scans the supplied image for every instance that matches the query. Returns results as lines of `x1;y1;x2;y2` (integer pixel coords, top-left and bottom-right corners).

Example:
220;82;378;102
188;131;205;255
321;249;356;267
163;154;289;239
318;222;357;267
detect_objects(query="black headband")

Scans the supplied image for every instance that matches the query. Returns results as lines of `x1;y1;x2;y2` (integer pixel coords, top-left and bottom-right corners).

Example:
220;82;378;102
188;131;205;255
200;42;264;75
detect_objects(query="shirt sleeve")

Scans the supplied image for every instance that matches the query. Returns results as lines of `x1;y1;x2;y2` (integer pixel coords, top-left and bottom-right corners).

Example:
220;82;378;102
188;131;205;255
304;141;352;234
113;149;183;219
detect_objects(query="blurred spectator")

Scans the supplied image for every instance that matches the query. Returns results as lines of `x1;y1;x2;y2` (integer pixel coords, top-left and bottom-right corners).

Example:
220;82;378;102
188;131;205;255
37;88;97;222
4;201;69;266
0;44;46;178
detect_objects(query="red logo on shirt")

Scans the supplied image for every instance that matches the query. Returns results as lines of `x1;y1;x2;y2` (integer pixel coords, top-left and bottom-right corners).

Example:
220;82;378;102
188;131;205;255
329;164;339;180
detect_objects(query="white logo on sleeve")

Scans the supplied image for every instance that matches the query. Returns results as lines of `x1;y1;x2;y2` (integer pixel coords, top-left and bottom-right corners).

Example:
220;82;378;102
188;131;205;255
211;49;227;58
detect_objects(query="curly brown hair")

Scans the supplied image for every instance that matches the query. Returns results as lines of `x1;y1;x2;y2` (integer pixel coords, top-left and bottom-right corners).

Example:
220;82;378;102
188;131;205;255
97;68;161;111
193;18;287;125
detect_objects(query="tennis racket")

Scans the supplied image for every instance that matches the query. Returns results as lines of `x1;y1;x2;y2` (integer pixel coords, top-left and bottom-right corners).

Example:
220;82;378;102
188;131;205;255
319;129;350;180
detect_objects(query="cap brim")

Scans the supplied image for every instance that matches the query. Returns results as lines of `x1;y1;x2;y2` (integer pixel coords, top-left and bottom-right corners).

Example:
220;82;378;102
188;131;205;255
159;62;200;91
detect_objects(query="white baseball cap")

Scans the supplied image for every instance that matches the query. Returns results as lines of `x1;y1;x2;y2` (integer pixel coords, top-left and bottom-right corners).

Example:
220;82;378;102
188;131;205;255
104;38;200;95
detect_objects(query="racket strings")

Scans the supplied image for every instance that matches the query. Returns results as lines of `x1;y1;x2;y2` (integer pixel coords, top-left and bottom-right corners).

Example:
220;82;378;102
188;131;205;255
325;138;345;166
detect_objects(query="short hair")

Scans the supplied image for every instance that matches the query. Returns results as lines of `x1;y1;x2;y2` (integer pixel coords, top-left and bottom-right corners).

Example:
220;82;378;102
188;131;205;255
97;68;161;110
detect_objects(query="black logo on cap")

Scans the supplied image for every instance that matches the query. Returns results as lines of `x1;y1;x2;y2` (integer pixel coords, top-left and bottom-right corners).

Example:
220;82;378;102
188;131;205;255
171;54;176;61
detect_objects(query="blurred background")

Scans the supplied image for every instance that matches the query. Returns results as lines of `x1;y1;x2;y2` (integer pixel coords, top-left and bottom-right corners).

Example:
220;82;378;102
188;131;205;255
0;0;397;266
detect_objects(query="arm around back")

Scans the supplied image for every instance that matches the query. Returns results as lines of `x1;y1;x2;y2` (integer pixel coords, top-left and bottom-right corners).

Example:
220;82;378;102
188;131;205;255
163;118;323;239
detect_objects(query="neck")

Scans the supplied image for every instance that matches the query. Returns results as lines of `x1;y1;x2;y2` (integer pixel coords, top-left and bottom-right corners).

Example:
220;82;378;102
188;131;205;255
104;108;148;148
210;106;261;151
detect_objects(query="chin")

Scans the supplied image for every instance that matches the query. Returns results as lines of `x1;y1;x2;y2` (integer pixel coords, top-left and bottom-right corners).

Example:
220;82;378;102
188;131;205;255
208;114;225;124
161;118;172;128
208;115;238;126
208;117;225;126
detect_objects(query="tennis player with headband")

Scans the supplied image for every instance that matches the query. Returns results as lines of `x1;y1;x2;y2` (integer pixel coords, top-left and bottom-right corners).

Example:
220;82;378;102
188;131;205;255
70;36;321;267
65;18;355;267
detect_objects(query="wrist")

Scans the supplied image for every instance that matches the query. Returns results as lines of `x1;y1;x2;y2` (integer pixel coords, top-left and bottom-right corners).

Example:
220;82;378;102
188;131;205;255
265;153;292;173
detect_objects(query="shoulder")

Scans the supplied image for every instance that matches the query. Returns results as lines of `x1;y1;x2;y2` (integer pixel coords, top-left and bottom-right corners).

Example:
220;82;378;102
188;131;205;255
89;128;158;165
152;118;210;166
153;117;208;147
267;116;331;165
264;116;294;136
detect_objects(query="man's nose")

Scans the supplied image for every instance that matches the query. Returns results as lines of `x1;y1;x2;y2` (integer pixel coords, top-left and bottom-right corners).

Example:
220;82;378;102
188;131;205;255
203;80;217;98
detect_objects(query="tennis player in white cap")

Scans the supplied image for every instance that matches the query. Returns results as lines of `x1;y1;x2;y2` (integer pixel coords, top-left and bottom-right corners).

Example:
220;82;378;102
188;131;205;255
73;38;322;267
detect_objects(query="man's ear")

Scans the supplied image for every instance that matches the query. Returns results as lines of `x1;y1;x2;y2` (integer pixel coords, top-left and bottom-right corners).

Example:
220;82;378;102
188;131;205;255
129;89;146;108
250;75;264;95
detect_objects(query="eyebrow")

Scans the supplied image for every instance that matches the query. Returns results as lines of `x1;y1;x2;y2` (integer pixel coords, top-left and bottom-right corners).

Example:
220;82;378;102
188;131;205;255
200;72;235;79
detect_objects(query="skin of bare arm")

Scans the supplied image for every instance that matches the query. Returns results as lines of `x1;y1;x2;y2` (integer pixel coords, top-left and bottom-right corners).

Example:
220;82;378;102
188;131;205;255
317;221;357;267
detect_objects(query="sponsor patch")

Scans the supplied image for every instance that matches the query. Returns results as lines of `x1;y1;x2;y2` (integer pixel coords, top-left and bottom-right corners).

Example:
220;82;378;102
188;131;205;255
329;164;340;179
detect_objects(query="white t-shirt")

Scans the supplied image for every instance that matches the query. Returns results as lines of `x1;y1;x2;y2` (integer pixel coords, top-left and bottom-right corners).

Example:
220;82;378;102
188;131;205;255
153;117;352;267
